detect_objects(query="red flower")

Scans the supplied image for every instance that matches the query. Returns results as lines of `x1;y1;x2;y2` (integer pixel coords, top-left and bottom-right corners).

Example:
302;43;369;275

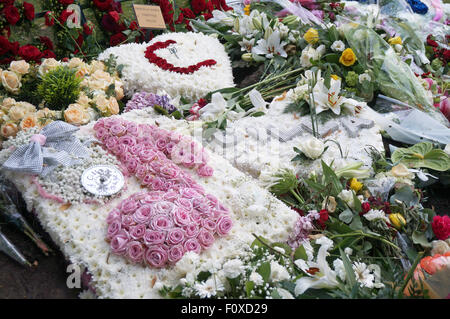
0;36;10;55
158;0;174;24
2;5;20;25
191;0;207;14
39;36;54;50
197;98;208;108
108;11;120;23
110;33;126;46
206;0;214;13
83;23;94;35
318;209;329;229
44;11;54;26
361;202;370;214
76;34;84;47
58;0;74;5
443;50;450;62
181;8;195;19
0;0;14;6
427;36;438;47
129;20;139;31
432;215;450;240
101;13;125;33
42;49;56;59
23;2;35;21
93;0;112;11
218;0;233;11
9;41;19;55
18;44;42;62
202;12;213;20
175;12;184;24
59;9;72;24
0;57;13;65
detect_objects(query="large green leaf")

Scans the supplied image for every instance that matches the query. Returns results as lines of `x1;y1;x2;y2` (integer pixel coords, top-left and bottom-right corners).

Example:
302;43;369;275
391;142;450;171
321;160;343;195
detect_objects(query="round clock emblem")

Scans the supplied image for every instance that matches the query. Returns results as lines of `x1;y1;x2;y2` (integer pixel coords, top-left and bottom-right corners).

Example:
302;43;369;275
81;165;125;196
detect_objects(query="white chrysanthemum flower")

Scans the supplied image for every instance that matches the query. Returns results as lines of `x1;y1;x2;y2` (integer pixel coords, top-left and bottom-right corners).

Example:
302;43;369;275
358;72;371;84
364;209;387;222
331;40;345;52
222;259;245;279
194;278;224;298
249;271;264;286
270;261;290;282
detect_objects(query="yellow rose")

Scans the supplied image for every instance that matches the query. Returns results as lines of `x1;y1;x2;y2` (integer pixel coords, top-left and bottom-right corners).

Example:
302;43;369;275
389;213;406;230
94;95;109;113
10;60;30;75
39;58;61;76
1;122;18;138
388;36;402;45
75;65;90;78
115;84;124;100
107;97;120;115
76;92;91;108
2;97;16;111
349;178;363;192
68;57;84;69
20;114;38;130
303;28;319;44
339;48;357;67
1;70;21;94
64;103;90;125
8;105;27;122
89;60;105;73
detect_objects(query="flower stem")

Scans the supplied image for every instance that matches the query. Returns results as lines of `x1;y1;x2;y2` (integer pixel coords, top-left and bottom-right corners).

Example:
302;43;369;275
290;188;304;204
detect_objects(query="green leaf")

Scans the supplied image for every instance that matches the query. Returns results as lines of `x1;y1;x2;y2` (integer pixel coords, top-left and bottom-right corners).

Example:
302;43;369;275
197;271;211;282
293;245;308;261
352;192;362;213
349;215;363;230
339;208;354;224
245;281;255;297
257;262;271;282
390;186;419;207
321;160;343;195
391;142;450;171
339;248;356;288
412;230;432;248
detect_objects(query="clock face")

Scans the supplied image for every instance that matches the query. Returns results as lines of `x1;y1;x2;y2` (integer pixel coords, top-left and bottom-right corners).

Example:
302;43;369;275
81;165;125;196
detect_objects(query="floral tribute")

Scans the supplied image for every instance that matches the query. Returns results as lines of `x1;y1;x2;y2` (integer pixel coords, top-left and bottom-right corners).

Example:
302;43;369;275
145;40;217;75
94;117;232;267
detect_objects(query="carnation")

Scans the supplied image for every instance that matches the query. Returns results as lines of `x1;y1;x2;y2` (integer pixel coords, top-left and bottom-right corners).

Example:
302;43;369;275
432;215;450;240
222;259;245;278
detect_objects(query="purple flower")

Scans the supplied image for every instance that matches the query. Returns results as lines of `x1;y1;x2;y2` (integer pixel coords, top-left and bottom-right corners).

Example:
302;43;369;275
125;92;177;114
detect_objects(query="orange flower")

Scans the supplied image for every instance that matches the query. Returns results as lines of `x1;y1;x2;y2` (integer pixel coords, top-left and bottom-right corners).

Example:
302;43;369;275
20;114;38;130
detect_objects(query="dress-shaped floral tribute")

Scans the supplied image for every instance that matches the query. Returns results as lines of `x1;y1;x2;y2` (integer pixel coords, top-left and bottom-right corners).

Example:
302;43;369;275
94;117;232;268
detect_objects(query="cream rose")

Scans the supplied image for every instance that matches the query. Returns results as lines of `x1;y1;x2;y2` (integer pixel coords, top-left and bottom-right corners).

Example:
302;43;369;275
75;65;90;78
1;70;21;94
115;83;124;100
1;122;18;138
8;105;27;122
91;70;112;83
15;101;36;114
64;103;90;125
390;163;413;179
76;93;91;108
300;136;325;159
38;58;61;76
94;94;109;113
107;97;120;115
20;114;38;130
10;60;30;75
1;97;16;111
68;57;84;69
89;60;105;73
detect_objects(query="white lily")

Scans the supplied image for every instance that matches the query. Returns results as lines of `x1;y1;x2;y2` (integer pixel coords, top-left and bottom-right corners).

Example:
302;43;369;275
199;92;228;122
239;37;255;52
294;237;339;296
208;10;234;27
252;30;287;59
245;89;268;115
408;168;438;182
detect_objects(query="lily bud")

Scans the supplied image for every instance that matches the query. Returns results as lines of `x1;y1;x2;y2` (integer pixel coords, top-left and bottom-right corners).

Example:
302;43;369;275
389;213;406;230
282;15;298;26
264;27;273;41
252;17;262;31
234;18;240;33
241;53;253;62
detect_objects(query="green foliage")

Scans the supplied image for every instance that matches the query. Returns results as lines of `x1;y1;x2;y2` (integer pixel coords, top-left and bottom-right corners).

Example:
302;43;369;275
269;169;299;196
37;66;82;110
345;71;358;87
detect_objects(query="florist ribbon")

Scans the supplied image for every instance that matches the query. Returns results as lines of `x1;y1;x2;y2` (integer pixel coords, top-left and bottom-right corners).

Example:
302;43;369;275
2;121;89;176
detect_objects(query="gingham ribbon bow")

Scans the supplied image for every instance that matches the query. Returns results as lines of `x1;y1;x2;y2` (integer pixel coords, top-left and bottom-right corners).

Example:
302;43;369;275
2;121;89;176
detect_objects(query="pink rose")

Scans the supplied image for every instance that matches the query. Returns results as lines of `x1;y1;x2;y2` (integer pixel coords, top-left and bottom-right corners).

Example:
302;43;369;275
129;144;144;155
155;137;169;151
183;223;200;238
160;165;179;179
197;229;215;248
201;218;217;231
183;238;201;254
216;215;233;236
145;246;168;268
103;118;114;129
106;220;121;239
106;208;121;224
139;149;156;162
135;165;148;180
168;244;185;263
105;136;119;152
150;177;167;191
141;193;162;204
165;142;176;154
142;174;154;186
155;201;176;215
150;214;174;231
167;228;185;245
129;224;146;240
95;127;108;141
115;144;128;157
125;158;139;174
121;214;136;229
439;97;450;120
162;190;178;202
173;208;192;226
175;198;193;212
110;124;127;136
197;164;214;177
120;198;138;214
191;211;202;223
193;197;210;213
110;230;130;255
143;229;166;245
180;188;202;200
93;120;105;131
119;135;136;148
126;122;139;136
133;205;153;224
127;241;144;263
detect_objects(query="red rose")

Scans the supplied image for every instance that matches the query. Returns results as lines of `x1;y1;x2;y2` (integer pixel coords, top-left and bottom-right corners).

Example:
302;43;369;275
83;23;94;35
217;0;233;11
180;8;195;19
108;11;120;23
39;36;54;50
191;0;207;14
318;209;329;229
93;0;112;11
129;20;139;31
202;12;213;20
361;202;371;214
44;11;55;26
0;36;10;55
42;49;56;59
432;215;450;240
23;2;35;21
18;44;42;62
0;0;14;6
443;50;450;62
9;41;19;55
175;12;184;24
59;9;72;24
2;5;20;25
427;36;438;47
0;57;13;65
197;98;208;108
110;33;126;46
206;0;214;13
101;13;125;33
58;0;74;4
158;0;174;24
111;1;123;13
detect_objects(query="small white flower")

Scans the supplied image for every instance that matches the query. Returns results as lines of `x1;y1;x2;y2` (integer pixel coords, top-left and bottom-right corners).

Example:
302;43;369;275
338;189;355;208
194;278;224;298
249;271;264;286
300;45;321;68
364;209;388;222
222;259;245;279
299;136;325;159
333;258;346;281
199;92;228;122
344;247;353;256
331;40;345;52
252;30;287;59
273;246;286;254
246;89;268;115
358;72;371;84
270;261;290;282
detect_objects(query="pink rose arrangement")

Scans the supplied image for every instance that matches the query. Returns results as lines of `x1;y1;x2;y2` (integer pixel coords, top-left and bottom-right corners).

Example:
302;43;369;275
106;190;233;268
95;117;232;268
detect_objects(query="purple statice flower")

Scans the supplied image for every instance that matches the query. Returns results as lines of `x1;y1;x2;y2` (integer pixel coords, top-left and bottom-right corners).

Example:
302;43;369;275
287;210;320;249
125;92;177;114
